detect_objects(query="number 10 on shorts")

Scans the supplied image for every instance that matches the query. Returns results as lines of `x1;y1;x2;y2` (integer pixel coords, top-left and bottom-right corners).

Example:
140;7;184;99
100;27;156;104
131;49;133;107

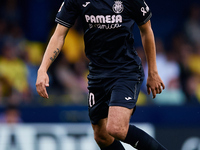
89;93;95;107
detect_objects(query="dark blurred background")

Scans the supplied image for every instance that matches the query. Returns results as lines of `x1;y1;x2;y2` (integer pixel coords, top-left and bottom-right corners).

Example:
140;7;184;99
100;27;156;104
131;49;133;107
0;0;200;149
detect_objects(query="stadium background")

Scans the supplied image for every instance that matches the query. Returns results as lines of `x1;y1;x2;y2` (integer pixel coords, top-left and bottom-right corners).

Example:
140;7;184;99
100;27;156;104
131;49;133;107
0;0;200;149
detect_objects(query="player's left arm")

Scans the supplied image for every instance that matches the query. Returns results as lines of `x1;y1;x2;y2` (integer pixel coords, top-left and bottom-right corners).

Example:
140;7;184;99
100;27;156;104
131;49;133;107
139;20;165;98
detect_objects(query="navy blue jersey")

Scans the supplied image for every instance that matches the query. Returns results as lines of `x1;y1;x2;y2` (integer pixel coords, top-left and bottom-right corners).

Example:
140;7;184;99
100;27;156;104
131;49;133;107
55;0;152;79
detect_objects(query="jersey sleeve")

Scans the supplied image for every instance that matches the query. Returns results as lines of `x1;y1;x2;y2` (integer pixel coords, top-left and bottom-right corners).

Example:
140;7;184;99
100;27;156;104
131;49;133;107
129;0;152;26
55;0;80;28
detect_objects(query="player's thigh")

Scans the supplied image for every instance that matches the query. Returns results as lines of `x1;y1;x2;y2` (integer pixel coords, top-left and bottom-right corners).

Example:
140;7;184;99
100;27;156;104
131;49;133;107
92;118;109;136
107;106;133;139
107;106;133;127
92;118;114;147
107;78;141;126
106;78;142;139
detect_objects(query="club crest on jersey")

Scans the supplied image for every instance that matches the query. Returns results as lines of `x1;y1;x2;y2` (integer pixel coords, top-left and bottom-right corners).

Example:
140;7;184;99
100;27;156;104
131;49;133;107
112;1;124;14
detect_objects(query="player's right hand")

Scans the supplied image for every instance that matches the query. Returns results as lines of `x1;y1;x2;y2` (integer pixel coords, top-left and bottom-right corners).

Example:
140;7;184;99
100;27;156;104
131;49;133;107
36;70;49;98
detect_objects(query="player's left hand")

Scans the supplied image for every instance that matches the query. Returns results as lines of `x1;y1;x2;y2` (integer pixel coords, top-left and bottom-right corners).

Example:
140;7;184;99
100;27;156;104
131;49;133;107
146;73;165;99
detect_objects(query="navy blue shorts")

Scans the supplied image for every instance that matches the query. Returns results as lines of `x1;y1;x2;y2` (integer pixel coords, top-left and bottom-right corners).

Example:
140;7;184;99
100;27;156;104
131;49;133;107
87;76;144;124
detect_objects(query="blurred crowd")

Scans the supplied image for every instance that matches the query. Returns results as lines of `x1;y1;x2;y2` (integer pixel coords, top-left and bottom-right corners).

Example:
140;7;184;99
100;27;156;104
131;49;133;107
0;0;199;107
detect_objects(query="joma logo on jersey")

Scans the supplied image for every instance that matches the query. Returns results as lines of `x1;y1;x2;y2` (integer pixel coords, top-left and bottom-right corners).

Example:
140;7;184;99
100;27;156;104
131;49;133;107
85;15;122;24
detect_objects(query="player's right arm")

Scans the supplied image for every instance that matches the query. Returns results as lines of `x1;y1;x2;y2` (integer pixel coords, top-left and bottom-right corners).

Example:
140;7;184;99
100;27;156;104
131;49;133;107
36;24;69;98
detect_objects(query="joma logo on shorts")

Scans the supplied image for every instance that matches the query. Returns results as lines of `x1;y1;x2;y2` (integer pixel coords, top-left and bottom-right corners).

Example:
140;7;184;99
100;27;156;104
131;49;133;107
125;97;132;100
85;15;122;24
